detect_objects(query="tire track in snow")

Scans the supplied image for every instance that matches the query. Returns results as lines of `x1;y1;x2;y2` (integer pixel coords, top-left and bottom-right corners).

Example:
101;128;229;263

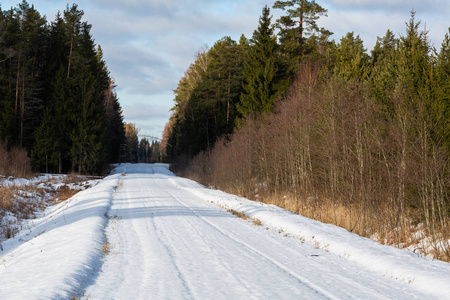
151;190;255;297
165;187;340;300
83;165;431;299
147;205;196;299
168;181;423;300
144;175;257;299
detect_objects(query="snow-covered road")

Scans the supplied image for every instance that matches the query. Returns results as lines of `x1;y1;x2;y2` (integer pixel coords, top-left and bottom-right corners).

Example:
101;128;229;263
1;164;449;299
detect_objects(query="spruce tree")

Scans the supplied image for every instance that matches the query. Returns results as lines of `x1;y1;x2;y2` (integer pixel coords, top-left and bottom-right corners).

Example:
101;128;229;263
238;6;288;118
18;2;48;150
369;30;399;114
434;28;450;150
31;107;60;173
398;10;430;94
333;32;369;81
104;78;125;164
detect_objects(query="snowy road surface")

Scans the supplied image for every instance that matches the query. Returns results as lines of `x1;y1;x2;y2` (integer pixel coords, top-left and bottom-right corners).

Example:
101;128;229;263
1;164;449;299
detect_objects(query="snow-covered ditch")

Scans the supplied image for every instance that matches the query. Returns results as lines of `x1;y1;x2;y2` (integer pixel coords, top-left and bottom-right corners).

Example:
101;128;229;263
0;174;99;245
0;173;118;299
171;176;450;299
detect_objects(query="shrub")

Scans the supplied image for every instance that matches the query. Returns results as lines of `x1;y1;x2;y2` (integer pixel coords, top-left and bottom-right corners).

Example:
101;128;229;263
0;143;33;178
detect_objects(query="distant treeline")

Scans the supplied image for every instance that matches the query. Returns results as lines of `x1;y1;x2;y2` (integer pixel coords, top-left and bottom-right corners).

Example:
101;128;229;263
165;3;449;261
0;1;125;174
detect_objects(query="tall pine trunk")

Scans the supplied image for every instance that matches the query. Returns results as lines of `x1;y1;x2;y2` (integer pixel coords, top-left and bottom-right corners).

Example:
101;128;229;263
20;65;25;149
67;34;73;79
298;0;304;57
15;53;21;123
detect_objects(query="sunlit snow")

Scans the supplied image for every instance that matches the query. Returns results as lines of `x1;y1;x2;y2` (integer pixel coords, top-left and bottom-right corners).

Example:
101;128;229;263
1;164;449;299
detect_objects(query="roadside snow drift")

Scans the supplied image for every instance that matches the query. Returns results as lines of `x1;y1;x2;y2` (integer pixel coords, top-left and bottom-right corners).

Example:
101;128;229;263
0;174;120;299
1;163;449;299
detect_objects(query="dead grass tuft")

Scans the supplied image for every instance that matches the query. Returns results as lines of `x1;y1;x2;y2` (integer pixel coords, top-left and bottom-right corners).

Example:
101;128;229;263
102;241;110;255
228;209;248;220
252;218;262;226
228;209;262;227
0;187;14;210
53;186;80;203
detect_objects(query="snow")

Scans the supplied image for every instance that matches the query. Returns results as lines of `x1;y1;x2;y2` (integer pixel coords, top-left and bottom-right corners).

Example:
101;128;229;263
0;174;100;243
1;163;449;299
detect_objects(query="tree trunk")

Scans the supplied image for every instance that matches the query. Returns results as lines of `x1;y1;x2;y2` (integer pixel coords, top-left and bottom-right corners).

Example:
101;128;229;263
67;34;74;79
15;53;21;122
20;66;25;149
299;0;304;57
227;68;231;127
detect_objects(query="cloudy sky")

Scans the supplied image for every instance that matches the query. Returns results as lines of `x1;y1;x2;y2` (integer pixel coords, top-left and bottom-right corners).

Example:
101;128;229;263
1;0;449;139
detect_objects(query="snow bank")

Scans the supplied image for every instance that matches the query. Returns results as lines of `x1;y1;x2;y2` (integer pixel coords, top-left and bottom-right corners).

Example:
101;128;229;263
0;173;120;299
173;176;450;299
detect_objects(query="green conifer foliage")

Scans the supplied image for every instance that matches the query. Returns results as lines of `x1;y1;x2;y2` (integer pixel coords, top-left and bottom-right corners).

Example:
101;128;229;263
333;32;369;81
168;36;245;159
237;6;288;118
273;0;327;60
0;1;124;174
433;29;450;150
369;30;399;112
31;107;59;173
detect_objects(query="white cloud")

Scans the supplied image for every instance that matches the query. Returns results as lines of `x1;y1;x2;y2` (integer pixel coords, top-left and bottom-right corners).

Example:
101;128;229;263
327;0;450;13
3;0;449;138
123;102;170;121
319;3;449;51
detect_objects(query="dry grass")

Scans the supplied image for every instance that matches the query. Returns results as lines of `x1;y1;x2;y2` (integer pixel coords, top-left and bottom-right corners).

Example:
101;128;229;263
190;178;450;262
228;209;248;220
101;241;110;255
228;209;262;227
260;193;450;262
1;174;93;242
52;186;80;204
252;218;262;226
0;186;14;210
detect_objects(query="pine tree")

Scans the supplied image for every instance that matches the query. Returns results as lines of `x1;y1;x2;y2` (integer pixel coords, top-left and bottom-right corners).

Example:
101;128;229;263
63;4;84;79
238;6;288;118
168;36;245;158
273;0;327;60
0;2;123;174
0;1;48;149
17;1;48;150
203;36;244;133
0;7;15;145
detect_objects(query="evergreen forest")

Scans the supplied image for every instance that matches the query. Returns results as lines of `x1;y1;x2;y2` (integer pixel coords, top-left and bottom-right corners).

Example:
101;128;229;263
0;1;125;175
165;3;450;260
